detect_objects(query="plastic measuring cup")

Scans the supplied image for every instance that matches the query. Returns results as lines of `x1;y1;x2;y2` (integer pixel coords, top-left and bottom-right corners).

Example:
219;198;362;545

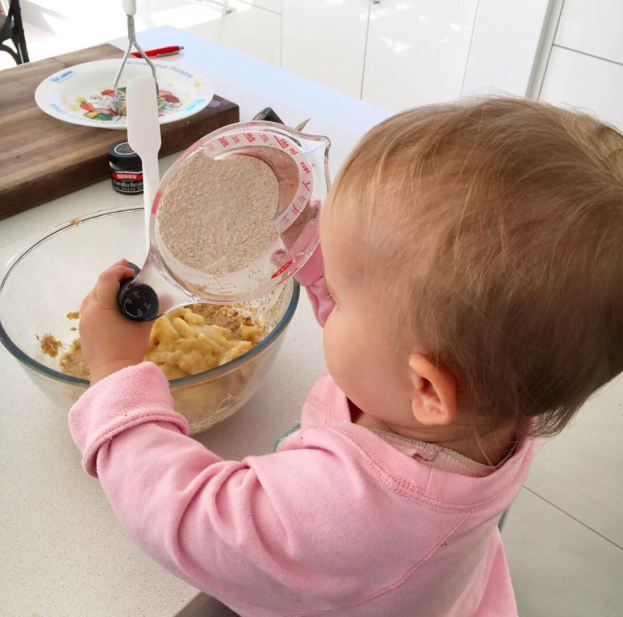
117;121;331;321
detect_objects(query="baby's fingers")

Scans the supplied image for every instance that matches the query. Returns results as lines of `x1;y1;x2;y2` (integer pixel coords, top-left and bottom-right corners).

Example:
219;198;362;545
94;263;136;306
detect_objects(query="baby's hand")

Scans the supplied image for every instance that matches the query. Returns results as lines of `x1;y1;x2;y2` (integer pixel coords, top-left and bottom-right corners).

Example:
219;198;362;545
79;259;152;385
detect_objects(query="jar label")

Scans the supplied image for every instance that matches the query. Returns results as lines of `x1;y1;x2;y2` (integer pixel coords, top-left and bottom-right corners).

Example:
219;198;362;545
112;172;143;181
111;171;144;194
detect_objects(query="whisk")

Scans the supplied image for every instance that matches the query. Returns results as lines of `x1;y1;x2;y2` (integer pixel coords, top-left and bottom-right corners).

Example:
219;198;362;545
112;0;159;114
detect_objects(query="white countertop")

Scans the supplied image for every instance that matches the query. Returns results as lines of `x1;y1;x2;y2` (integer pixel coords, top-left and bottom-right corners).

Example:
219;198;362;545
0;27;389;617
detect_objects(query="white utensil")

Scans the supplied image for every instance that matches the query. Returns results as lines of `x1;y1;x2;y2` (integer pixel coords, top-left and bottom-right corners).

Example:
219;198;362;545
126;75;162;250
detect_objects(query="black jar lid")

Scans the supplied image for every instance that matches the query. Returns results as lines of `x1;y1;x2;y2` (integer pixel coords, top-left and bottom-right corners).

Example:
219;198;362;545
108;140;142;170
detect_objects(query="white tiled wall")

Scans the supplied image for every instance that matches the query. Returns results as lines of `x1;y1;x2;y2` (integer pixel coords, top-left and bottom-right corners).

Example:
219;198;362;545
540;45;623;130
555;0;623;65
539;0;623;131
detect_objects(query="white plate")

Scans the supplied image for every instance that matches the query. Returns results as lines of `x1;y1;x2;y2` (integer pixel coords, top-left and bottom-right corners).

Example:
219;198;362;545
34;59;214;129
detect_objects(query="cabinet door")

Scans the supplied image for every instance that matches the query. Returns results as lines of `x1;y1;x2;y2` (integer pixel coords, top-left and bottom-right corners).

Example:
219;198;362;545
461;0;552;98
281;0;370;98
362;0;478;111
149;0;281;66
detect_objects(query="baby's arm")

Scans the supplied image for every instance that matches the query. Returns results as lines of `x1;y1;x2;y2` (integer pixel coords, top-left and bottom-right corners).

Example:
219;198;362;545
72;262;335;610
69;365;340;612
296;246;334;326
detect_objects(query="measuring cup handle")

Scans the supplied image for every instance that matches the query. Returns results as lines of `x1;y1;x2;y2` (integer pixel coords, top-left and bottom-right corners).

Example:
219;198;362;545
117;262;160;322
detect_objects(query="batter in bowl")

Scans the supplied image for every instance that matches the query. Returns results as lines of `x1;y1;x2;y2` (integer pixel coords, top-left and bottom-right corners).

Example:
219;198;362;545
51;304;264;380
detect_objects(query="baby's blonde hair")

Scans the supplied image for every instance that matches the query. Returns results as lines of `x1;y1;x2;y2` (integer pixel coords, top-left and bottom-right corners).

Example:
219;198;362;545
333;97;623;436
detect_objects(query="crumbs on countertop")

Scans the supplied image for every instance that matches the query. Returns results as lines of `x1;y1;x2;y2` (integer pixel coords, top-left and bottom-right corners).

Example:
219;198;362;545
66;311;80;320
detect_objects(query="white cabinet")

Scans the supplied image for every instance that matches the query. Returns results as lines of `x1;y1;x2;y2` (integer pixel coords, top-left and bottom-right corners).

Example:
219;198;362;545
461;0;552;98
539;45;623;131
185;1;281;65
148;0;281;66
362;0;479;111
282;0;479;111
555;0;623;66
281;0;370;99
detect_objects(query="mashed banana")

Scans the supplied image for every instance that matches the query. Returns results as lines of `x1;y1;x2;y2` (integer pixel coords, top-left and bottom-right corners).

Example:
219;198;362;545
58;304;264;380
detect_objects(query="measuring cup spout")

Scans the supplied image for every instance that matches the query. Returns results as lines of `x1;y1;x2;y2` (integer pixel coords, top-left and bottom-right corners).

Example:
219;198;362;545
297;132;331;165
300;133;331;154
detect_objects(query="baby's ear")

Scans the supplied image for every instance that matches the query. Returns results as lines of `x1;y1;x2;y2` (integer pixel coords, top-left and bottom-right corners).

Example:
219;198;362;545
408;354;457;426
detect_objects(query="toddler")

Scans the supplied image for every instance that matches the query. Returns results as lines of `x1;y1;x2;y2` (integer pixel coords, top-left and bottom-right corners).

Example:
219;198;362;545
69;98;623;616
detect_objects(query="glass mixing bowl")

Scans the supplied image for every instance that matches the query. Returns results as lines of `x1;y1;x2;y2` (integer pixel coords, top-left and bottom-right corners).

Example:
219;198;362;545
0;205;299;435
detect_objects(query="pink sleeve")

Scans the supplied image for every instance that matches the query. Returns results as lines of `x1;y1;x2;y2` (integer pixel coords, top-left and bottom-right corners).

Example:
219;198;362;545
67;363;340;611
68;362;188;476
295;246;334;327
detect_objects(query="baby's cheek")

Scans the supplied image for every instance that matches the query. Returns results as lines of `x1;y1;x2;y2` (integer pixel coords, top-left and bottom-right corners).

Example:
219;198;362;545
323;313;345;380
323;312;355;396
322;314;336;371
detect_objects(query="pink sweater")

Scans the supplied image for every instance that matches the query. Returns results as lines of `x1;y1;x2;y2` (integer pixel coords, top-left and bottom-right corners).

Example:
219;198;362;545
69;251;534;617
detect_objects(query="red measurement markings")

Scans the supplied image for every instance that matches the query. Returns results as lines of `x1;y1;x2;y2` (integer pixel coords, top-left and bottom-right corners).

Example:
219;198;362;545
231;134;241;144
300;161;311;174
260;133;270;143
243;133;256;143
207;142;215;151
271;260;293;279
218;136;229;148
289;147;299;155
302;180;311;191
275;136;289;149
298;194;307;204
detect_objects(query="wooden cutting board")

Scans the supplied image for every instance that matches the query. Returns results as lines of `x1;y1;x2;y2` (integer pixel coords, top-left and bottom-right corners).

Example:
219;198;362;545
0;44;240;219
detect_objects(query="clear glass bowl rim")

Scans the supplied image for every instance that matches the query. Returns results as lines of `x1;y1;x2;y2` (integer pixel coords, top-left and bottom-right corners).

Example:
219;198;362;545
0;204;300;388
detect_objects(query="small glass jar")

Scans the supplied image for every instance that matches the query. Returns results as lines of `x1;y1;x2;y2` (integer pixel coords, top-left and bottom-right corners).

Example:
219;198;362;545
108;141;143;194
